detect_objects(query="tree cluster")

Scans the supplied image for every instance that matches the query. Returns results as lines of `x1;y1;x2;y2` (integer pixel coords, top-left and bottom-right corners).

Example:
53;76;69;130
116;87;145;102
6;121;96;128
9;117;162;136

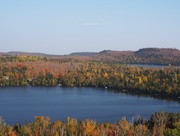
0;111;180;136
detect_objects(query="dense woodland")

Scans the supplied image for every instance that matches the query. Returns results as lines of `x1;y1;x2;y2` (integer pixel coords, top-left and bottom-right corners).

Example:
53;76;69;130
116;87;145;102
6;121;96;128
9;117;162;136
90;48;180;66
0;48;180;135
0;111;180;136
0;55;179;98
1;48;180;66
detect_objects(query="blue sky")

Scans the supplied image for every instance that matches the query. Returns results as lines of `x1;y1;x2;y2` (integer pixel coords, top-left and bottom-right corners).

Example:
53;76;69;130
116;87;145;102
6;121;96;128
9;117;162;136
0;0;180;55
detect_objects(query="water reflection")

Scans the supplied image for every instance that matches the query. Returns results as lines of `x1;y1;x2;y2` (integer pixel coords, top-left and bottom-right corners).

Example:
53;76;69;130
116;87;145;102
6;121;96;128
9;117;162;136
107;88;180;104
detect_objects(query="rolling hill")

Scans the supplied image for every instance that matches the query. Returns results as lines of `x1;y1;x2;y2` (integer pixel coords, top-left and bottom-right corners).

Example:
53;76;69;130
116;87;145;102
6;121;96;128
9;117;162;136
1;48;180;65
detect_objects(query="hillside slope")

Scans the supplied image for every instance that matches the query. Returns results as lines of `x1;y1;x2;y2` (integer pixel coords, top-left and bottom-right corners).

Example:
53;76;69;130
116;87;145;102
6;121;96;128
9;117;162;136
1;48;180;65
91;48;180;65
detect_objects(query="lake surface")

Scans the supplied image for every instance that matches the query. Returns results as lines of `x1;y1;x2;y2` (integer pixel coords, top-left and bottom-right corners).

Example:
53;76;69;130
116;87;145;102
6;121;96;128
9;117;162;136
0;86;179;125
125;64;168;68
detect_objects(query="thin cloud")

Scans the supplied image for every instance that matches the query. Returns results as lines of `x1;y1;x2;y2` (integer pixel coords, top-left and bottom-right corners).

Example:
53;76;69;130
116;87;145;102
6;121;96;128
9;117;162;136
82;23;100;26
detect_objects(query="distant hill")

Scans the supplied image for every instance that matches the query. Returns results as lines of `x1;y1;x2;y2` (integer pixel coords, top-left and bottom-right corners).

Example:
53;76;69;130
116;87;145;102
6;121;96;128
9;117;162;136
6;51;49;56
134;48;180;65
1;51;61;57
1;48;180;65
70;52;97;56
91;48;180;65
135;48;180;57
0;52;5;56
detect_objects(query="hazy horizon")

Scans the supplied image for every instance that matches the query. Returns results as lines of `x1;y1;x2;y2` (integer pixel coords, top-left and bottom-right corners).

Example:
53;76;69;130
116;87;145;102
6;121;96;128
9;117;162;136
0;47;179;56
0;0;180;55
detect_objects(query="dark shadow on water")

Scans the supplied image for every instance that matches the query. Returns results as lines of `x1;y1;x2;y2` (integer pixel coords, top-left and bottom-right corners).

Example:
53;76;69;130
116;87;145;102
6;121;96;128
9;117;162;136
103;88;180;104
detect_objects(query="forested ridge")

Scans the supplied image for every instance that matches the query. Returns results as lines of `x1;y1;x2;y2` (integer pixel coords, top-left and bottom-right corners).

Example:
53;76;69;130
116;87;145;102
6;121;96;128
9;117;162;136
1;48;180;66
0;111;180;136
90;48;180;65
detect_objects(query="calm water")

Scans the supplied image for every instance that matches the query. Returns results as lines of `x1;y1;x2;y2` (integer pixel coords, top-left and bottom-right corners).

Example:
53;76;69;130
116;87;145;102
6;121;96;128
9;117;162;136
0;86;179;125
125;64;168;68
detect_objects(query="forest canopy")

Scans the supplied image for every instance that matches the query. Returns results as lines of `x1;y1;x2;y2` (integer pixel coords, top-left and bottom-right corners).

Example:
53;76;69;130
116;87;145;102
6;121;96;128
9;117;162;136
0;48;180;99
0;112;180;136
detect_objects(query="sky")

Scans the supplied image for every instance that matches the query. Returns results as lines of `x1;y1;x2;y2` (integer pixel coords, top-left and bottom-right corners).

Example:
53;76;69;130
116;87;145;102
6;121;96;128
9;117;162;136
0;0;180;55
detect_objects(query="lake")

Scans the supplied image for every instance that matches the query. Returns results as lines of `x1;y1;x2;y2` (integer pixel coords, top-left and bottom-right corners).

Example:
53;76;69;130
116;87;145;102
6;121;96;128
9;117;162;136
125;64;168;68
0;86;179;125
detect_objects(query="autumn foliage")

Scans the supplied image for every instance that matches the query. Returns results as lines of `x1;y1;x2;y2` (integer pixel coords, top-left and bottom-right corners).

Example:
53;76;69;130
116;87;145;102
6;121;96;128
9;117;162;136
0;53;180;135
0;112;180;136
0;55;179;98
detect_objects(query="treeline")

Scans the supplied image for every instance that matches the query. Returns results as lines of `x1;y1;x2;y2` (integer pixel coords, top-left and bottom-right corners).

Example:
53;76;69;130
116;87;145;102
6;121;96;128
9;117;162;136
134;48;180;66
1;48;180;66
0;111;180;136
58;63;180;97
91;48;180;66
0;55;42;62
0;61;180;98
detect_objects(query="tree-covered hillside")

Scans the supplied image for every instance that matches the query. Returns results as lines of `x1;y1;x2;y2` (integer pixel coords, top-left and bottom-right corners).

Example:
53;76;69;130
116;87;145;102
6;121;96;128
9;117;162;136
91;48;180;65
1;48;180;65
0;112;180;136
